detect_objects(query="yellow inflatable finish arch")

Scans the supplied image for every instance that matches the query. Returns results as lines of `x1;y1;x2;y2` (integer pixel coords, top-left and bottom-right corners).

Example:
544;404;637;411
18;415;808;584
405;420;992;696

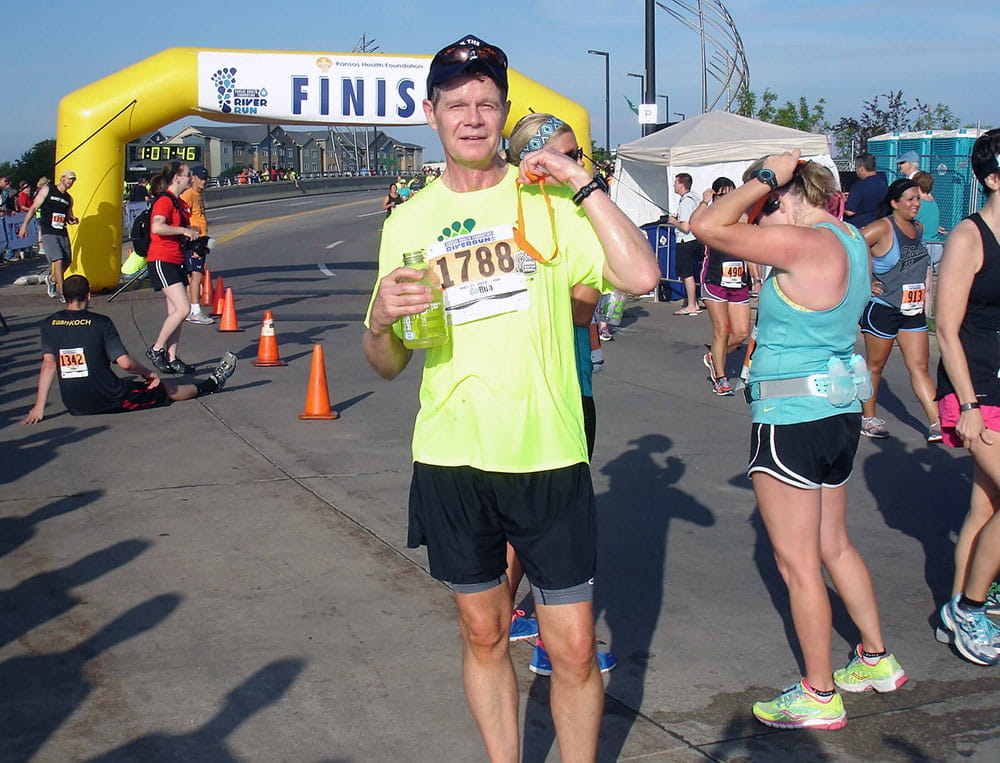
56;47;590;291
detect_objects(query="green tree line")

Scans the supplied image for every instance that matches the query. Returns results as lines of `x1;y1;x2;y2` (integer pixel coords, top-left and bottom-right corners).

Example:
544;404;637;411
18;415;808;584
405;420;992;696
0;139;56;185
735;87;983;159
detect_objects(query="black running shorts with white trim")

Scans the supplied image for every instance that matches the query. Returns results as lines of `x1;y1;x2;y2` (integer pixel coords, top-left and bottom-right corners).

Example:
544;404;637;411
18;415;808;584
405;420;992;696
408;462;596;591
747;413;861;490
148;260;188;292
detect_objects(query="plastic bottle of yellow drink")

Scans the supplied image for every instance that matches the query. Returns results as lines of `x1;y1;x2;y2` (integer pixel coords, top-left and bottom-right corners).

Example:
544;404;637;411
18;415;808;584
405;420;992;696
398;251;450;349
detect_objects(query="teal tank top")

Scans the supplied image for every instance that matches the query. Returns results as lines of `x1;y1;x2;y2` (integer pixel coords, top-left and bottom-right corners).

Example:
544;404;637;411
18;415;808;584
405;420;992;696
749;222;870;424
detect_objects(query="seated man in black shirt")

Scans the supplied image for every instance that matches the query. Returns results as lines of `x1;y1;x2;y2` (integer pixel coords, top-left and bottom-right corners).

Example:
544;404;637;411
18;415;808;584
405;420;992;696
23;275;237;424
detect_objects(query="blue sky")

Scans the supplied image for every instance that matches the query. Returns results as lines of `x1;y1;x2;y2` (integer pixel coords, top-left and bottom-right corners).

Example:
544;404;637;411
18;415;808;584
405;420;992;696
3;0;995;164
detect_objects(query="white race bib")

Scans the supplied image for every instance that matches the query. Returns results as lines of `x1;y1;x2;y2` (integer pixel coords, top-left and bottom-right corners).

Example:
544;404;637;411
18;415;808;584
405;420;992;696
721;260;745;289
59;347;88;379
428;225;530;326
900;282;925;316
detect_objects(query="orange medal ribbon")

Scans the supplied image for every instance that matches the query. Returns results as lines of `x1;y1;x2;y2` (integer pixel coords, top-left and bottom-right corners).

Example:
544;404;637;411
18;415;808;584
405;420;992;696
512;175;559;263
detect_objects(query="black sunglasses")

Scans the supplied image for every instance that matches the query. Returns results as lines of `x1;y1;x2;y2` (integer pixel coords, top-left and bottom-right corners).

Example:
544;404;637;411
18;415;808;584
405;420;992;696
434;43;507;70
564;147;585;161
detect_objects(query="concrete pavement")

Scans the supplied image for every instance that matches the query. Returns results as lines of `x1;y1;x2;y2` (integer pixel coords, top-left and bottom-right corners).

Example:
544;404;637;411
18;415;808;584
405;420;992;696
2;206;999;761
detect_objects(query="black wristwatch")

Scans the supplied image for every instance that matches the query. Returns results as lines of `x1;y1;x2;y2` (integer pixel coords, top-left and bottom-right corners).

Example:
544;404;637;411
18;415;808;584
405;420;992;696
572;174;609;206
959;402;981;412
751;168;779;190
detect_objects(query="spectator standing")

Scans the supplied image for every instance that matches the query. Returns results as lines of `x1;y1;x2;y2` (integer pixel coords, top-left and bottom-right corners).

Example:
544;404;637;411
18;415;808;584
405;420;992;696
844;153;888;229
666;173;703;315
180;166;213;324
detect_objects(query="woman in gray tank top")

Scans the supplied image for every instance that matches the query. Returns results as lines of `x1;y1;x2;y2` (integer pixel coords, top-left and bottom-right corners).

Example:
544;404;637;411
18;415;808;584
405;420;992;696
858;179;940;442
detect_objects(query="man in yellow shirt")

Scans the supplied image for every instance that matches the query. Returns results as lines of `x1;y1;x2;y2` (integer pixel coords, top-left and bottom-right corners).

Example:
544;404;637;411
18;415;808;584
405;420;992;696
363;34;658;761
180;166;212;324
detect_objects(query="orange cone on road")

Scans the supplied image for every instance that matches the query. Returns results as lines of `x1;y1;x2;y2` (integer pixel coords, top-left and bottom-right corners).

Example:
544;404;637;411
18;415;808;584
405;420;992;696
217;288;240;332
252;310;287;366
200;267;214;306
212;276;226;316
299;344;339;420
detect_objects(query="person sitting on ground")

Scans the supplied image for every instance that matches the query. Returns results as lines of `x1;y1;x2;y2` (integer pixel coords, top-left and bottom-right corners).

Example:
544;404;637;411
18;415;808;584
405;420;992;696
23;275;237;424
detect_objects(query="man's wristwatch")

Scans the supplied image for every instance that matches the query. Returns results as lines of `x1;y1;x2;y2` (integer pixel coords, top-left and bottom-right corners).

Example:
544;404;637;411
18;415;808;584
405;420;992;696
750;168;779;190
959;402;981;412
572;174;609;206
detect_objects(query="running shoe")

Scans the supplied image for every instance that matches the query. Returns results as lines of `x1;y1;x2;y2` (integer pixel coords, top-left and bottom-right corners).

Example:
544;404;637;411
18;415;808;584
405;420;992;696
752;680;846;730
926;422;943;443
528;643;617;676
145;347;173;374
46;275;57;299
712;377;734;396
861;416;889;439
702;352;715;375
599;330;613;342
164;357;196;375
986;582;1000;616
509;609;539;642
833;644;908;693
186;313;215;325
939;594;1000;666
209;351;238;391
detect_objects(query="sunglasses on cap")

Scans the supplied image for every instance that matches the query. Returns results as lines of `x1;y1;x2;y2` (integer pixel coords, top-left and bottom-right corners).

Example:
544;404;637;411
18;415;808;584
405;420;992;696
427;36;508;93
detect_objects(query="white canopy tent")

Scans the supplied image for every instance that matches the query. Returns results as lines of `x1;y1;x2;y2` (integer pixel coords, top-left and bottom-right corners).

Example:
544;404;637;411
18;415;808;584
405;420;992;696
611;111;837;226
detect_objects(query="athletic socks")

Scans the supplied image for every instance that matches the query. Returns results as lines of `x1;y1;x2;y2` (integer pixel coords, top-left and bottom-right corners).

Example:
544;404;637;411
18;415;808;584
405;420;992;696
802;679;835;700
861;648;887;662
960;594;986;611
195;378;219;397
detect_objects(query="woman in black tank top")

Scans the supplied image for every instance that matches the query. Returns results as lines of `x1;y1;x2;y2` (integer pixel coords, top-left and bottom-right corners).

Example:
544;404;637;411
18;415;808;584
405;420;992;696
933;128;1000;665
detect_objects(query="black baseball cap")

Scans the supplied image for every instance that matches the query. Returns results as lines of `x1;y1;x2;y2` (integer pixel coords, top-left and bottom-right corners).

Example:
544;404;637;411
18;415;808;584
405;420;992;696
426;35;508;96
191;166;209;180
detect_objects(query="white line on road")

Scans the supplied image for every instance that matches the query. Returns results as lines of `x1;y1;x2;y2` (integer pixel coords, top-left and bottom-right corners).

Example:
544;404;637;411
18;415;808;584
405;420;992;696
287;201;313;207
325;240;344;249
357;210;385;218
318;263;338;277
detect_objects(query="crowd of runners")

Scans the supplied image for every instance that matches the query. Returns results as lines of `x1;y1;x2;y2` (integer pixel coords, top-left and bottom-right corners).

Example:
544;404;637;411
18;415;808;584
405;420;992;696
10;30;1000;759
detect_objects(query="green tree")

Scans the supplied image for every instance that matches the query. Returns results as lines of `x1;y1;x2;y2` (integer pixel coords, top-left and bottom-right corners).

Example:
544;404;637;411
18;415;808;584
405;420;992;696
735;86;777;123
831;91;963;158
2;139;57;184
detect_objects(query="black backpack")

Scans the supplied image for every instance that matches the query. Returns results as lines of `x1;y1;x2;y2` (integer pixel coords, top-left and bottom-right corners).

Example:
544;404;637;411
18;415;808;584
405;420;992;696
130;193;184;256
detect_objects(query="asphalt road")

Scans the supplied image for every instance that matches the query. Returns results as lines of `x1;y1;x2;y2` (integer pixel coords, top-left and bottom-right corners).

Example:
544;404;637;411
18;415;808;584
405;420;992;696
2;192;999;761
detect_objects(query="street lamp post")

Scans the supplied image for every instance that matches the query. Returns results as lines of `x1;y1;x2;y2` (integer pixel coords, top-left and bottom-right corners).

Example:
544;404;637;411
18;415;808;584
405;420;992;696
674;112;686;121
627;73;645;137
658;94;670;125
587;50;610;156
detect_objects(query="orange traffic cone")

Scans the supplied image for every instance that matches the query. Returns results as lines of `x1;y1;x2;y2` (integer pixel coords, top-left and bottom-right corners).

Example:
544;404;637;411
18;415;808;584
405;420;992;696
252;310;287;366
200;267;214;306
299;344;339;420
217;287;240;332
212;276;226;316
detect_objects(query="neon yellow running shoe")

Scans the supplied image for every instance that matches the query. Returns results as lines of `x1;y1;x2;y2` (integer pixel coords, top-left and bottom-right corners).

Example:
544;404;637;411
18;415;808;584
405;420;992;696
834;644;908;693
752;680;846;730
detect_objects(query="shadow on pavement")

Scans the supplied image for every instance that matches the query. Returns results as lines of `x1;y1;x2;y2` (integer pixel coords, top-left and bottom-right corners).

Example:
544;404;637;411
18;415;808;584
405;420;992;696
522;433;715;762
0;425;109;485
861;437;972;608
1;539;150;649
0;490;102;560
0;593;181;762
84;658;307;762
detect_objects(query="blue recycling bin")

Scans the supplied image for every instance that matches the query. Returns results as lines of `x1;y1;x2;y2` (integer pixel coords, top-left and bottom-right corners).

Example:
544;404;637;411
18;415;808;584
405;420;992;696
641;223;683;301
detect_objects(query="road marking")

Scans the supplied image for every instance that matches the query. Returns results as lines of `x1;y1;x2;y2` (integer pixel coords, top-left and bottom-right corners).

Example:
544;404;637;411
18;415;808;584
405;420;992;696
357;210;384;218
318;263;337;277
214;198;377;245
326;240;344;249
287;201;313;207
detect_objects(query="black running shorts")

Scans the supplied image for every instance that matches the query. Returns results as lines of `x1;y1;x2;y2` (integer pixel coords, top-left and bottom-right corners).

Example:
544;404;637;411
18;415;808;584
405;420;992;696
148;260;188;291
674;239;704;280
859;300;927;339
408;462;596;590
747;413;861;490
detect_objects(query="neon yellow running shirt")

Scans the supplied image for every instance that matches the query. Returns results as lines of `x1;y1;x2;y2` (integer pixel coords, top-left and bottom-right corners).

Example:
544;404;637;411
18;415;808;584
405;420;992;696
366;165;609;472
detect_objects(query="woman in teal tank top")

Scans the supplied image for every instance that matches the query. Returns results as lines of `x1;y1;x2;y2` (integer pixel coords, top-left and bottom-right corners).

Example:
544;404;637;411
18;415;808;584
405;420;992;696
693;150;907;731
